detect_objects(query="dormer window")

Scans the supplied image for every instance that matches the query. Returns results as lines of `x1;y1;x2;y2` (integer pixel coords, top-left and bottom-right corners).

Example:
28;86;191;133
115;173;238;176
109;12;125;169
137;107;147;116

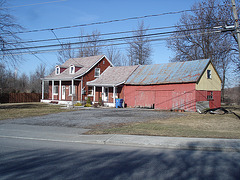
55;66;60;75
69;65;75;74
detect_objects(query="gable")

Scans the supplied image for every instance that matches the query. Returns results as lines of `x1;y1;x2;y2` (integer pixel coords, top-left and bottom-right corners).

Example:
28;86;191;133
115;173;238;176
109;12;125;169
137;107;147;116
196;62;222;91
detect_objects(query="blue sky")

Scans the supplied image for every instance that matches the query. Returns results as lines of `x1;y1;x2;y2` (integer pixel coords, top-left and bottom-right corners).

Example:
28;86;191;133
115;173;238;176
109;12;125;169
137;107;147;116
8;0;195;76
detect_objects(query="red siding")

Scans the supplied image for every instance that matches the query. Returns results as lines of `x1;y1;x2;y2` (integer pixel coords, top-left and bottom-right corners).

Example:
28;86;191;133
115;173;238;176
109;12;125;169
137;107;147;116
196;90;221;109
82;57;111;101
124;84;221;111
124;83;197;111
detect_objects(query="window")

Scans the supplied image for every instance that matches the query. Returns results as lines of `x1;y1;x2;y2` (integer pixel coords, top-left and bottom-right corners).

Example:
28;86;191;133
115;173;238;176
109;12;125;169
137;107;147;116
95;68;100;77
69;85;75;95
69;65;75;74
207;70;212;79
88;87;93;96
55;66;60;75
207;91;213;101
53;86;58;95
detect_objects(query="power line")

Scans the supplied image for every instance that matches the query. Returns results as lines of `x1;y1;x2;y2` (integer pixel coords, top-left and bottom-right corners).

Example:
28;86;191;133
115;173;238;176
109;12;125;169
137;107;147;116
0;29;222;56
1;4;229;35
5;22;225;45
0;0;68;9
2;27;214;52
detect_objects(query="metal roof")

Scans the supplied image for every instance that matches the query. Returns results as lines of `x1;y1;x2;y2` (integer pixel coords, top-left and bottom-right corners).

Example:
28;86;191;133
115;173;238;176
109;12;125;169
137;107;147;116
125;59;210;85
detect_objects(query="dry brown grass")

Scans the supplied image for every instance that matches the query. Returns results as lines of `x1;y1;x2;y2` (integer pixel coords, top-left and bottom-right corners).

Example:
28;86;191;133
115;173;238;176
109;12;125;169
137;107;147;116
87;109;240;139
0;102;73;120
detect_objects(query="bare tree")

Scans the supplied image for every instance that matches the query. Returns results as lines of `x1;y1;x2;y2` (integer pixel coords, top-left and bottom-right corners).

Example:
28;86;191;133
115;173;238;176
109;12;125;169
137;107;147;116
127;21;152;65
0;0;23;66
77;29;102;58
57;43;75;64
29;64;47;93
167;0;237;101
106;46;129;66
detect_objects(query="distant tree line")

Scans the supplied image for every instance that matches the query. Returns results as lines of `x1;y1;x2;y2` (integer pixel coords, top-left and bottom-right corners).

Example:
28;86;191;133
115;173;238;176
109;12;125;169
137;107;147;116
0;63;48;93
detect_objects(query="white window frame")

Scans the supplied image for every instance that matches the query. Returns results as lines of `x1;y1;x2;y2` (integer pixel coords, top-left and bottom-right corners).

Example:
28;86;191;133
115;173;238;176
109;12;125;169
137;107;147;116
69;65;75;74
53;85;58;95
94;68;100;77
88;86;93;96
55;66;60;75
207;70;212;79
69;85;75;96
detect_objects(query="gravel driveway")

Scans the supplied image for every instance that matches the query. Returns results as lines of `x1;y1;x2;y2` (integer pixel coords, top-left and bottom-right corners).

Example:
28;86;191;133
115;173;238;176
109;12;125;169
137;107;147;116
1;108;183;129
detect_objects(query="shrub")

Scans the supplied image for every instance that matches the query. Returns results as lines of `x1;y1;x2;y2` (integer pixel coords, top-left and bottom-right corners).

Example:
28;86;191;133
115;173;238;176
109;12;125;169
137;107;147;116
86;97;92;105
84;103;92;107
74;102;82;106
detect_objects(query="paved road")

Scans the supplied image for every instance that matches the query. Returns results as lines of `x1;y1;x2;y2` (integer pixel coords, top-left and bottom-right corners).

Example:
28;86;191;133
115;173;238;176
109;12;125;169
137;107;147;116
1;135;240;180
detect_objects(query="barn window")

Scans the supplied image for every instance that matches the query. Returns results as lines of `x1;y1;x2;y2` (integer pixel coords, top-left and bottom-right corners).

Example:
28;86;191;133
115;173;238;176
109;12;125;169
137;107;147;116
207;91;213;101
95;68;100;77
207;70;212;79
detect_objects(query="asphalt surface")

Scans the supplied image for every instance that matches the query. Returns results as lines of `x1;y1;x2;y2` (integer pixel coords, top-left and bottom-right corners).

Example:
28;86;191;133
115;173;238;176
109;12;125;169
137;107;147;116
0;108;184;129
1;137;240;180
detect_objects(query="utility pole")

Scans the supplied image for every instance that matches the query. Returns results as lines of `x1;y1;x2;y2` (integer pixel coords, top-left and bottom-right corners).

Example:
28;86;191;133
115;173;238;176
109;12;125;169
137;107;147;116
231;0;240;59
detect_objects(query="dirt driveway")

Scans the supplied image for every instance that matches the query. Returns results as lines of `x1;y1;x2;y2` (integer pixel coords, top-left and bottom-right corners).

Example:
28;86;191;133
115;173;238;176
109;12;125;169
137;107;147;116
1;108;183;130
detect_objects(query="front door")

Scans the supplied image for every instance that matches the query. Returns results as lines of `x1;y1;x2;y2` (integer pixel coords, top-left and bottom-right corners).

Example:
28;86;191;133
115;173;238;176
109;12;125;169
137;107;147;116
62;86;66;100
103;87;109;102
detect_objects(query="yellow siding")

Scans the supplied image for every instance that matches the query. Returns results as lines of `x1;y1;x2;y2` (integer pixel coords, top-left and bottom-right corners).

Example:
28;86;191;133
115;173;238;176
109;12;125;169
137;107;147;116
196;63;221;91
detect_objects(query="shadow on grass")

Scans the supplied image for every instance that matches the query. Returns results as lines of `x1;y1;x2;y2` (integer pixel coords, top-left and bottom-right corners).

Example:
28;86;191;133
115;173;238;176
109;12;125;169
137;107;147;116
0;143;239;179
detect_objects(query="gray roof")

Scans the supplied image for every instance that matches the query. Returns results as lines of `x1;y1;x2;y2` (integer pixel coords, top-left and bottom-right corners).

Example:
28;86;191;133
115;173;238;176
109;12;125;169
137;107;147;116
125;59;210;85
43;55;109;80
87;65;139;86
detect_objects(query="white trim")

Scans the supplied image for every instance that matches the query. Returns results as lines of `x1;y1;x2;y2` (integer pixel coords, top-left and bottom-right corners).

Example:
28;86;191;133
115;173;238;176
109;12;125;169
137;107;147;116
55;66;60;75
52;80;54;100
69;65;75;74
59;80;61;100
94;68;100;77
73;55;114;79
41;80;44;100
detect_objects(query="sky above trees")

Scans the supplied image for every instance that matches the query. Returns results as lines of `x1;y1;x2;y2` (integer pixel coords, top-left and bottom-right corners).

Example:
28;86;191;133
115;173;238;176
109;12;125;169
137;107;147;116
6;0;193;75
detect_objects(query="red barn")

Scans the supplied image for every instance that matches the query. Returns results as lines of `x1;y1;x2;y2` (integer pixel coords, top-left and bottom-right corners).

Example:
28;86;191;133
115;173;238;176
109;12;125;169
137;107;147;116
88;59;221;111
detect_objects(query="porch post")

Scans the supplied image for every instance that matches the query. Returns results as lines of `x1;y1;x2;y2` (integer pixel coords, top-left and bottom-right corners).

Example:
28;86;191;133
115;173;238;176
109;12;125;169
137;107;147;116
113;86;116;105
80;77;83;102
102;86;104;102
93;86;96;102
71;79;74;103
52;80;54;100
41;80;44;100
59;80;61;100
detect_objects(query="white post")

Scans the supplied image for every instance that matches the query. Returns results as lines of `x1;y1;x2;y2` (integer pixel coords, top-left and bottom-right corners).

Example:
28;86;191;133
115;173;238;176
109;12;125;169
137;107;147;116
102;86;104;102
71;79;74;103
113;86;116;105
59;80;61;100
52;80;54;100
41;80;44;100
93;86;96;103
80;78;83;102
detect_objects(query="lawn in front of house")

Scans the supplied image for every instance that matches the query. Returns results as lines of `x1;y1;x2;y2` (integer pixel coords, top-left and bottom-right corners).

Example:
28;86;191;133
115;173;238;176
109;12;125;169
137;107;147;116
0;102;73;120
86;108;240;139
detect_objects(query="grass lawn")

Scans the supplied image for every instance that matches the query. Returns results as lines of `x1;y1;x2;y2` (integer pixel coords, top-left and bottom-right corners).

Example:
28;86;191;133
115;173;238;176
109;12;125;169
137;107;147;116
0;102;73;120
87;107;240;139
